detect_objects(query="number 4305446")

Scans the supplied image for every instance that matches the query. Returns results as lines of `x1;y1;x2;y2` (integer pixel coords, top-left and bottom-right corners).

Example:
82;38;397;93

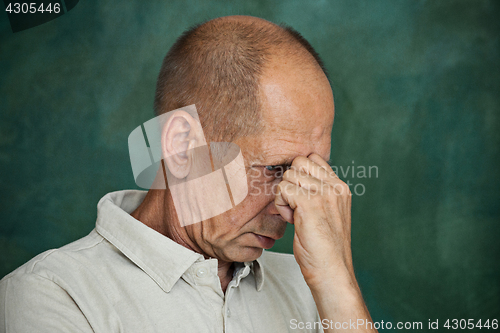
6;2;61;14
444;319;498;330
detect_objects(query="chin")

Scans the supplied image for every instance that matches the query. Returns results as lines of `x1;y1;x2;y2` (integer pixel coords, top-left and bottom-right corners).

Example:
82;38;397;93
228;246;264;263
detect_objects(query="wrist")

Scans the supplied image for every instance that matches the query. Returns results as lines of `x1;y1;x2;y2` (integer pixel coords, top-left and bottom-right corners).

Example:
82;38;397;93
305;266;361;298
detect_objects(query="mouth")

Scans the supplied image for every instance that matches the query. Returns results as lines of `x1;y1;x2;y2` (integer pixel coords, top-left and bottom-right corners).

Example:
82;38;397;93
251;233;276;249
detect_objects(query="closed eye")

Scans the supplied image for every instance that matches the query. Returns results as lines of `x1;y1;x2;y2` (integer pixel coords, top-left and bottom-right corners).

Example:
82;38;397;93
247;164;290;183
263;165;289;179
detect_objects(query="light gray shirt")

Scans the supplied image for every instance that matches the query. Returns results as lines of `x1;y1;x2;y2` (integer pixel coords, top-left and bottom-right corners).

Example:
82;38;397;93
0;190;322;333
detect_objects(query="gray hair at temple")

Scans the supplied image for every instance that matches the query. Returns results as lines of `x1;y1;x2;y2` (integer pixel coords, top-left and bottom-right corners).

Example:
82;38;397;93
154;16;328;143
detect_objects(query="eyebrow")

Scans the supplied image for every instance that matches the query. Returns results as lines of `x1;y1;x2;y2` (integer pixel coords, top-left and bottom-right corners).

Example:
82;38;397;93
270;162;293;168
250;157;294;168
250;155;333;168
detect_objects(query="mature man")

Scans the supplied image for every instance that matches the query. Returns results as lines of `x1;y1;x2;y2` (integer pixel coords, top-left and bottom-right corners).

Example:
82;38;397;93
0;16;376;332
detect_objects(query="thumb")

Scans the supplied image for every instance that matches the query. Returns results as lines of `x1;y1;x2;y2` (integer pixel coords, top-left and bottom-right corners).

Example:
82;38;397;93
275;181;297;224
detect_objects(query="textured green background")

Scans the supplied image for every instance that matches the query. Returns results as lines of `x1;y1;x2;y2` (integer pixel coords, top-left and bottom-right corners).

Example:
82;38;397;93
1;0;499;330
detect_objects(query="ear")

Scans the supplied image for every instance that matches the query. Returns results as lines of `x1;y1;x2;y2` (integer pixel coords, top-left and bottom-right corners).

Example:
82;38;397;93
161;111;199;179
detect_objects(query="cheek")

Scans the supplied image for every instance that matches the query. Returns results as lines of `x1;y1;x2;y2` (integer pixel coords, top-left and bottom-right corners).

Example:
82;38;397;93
207;191;272;238
248;181;277;199
247;173;281;200
237;187;275;220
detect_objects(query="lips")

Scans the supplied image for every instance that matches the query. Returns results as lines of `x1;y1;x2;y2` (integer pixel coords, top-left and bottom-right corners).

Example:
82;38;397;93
252;233;276;249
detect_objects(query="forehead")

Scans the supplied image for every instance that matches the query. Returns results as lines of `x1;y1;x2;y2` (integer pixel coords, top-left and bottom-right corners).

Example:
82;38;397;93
236;57;334;165
242;131;332;167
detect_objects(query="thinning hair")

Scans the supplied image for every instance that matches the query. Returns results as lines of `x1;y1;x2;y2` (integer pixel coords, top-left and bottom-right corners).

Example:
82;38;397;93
154;17;327;142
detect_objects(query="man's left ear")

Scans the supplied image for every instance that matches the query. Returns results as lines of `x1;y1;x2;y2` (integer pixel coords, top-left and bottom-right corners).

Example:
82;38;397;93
161;110;201;179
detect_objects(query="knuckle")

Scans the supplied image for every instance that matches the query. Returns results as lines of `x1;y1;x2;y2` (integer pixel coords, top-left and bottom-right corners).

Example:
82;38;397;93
278;180;293;193
283;169;294;179
292;156;308;169
341;184;351;196
332;182;347;195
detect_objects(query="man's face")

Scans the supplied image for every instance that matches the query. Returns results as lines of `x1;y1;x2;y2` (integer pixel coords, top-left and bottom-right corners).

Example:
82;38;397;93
186;55;334;263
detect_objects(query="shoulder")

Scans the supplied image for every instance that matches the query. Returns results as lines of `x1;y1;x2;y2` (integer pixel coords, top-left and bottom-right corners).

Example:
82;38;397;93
0;233;102;332
1;229;106;285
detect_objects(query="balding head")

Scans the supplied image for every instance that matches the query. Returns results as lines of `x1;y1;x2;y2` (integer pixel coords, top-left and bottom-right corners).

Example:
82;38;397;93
154;15;328;142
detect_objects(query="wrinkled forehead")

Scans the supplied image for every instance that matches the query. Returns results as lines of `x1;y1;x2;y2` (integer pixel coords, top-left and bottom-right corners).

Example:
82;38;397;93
235;118;333;167
261;104;334;140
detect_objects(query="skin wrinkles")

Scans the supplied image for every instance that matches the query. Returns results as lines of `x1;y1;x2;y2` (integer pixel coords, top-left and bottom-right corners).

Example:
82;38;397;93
131;20;334;292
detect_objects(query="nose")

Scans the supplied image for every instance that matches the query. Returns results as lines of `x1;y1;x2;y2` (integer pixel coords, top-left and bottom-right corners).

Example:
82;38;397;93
265;198;281;216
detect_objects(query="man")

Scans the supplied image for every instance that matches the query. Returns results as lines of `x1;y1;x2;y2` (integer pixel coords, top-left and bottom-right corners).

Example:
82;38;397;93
0;16;376;332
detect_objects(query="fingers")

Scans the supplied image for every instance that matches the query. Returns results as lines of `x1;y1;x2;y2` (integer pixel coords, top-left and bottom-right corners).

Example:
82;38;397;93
282;166;349;198
274;181;296;224
283;167;324;192
275;180;321;224
308;153;332;171
275;180;294;208
274;154;351;223
289;155;337;182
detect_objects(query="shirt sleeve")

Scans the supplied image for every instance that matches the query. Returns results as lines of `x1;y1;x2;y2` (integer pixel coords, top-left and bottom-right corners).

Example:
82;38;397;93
0;273;94;333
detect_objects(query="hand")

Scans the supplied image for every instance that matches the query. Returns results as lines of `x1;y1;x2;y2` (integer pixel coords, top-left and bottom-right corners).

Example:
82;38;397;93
275;153;377;332
274;153;354;288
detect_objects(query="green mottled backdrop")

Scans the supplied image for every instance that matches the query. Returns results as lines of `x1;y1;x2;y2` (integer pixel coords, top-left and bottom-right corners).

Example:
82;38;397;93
1;0;499;330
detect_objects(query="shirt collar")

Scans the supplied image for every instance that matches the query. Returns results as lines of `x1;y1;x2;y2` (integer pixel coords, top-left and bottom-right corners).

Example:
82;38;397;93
95;190;265;292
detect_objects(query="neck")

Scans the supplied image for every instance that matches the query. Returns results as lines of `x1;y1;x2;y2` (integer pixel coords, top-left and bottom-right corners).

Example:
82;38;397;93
130;189;235;292
218;260;235;292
